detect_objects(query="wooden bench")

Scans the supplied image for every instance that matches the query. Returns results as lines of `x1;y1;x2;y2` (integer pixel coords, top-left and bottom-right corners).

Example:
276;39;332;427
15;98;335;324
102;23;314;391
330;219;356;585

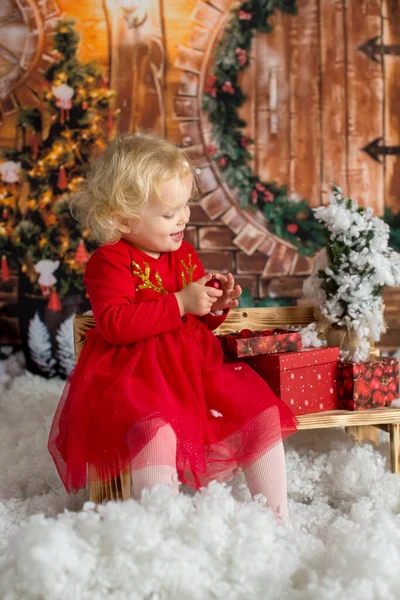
73;306;400;503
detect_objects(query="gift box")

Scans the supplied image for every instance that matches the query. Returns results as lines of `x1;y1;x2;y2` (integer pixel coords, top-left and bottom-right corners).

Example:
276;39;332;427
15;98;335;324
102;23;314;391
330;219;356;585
338;358;399;410
244;347;339;415
219;328;302;358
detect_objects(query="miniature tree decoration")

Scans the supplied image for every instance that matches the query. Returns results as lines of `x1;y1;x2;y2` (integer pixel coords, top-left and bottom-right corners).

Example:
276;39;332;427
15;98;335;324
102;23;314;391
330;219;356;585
303;186;400;362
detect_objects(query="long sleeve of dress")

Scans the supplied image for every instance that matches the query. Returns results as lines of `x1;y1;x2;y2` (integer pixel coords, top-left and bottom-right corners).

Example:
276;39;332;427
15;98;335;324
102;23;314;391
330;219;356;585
84;243;183;345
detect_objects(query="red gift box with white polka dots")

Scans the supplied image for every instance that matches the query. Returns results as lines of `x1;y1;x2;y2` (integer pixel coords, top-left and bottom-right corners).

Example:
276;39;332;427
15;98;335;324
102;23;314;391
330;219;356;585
218;329;302;358
244;347;339;415
338;358;399;411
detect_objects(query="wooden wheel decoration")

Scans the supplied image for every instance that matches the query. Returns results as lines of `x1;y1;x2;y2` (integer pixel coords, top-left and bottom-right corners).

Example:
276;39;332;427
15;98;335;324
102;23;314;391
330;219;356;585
0;0;60;120
173;0;314;277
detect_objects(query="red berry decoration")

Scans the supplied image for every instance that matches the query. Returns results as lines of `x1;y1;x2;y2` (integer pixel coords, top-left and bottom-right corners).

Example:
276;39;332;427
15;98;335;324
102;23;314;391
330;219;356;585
352;364;361;377
388;380;398;393
373;366;383;378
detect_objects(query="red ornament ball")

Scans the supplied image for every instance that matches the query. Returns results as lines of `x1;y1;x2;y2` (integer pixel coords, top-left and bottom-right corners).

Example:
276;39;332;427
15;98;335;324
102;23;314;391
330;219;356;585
205;277;222;290
238;329;253;338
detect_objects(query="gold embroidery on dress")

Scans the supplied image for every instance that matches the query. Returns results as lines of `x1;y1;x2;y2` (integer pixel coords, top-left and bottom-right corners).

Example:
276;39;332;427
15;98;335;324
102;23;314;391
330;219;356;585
181;254;197;289
132;261;168;295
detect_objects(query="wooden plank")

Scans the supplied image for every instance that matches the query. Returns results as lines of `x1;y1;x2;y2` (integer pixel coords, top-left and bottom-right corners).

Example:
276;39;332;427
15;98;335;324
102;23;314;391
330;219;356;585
255;11;291;186
237;34;258;172
289;0;321;206
345;425;380;445
345;0;384;213
74;306;316;344
297;406;400;429
110;3;166;134
389;424;400;473
158;0;198;141
382;0;400;214
215;305;315;333
320;0;348;202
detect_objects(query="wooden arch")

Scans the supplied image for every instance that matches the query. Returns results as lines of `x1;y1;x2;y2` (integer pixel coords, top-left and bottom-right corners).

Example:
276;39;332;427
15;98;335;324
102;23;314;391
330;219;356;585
173;0;314;278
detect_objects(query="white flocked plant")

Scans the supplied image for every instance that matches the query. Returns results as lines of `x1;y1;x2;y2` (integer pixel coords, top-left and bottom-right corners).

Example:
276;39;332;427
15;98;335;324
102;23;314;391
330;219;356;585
303;186;400;362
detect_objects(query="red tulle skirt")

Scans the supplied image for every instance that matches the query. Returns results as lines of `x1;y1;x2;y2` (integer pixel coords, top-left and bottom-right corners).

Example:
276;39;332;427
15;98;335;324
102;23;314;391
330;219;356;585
48;315;298;493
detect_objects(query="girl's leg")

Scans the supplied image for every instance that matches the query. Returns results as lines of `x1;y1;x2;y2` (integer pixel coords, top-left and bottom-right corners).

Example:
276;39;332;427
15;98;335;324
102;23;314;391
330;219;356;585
131;424;179;501
243;440;288;522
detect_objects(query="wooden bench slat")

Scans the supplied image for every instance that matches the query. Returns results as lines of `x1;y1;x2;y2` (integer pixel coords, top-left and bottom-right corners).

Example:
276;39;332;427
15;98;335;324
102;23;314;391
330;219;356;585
297;407;400;430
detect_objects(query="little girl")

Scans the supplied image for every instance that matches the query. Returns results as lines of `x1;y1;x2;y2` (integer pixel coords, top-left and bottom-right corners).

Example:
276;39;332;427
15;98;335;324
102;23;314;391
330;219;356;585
48;133;297;521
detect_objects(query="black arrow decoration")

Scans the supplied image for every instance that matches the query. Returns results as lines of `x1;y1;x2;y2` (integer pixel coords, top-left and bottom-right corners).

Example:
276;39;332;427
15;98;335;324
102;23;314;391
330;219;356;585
359;36;400;63
362;137;400;163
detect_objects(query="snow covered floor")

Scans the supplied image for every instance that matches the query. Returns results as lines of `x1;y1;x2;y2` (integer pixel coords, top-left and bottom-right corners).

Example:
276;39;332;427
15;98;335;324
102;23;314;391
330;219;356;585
1;354;400;600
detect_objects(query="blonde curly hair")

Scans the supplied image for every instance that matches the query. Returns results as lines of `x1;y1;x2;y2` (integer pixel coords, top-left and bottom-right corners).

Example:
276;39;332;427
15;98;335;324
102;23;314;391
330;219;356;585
71;132;194;244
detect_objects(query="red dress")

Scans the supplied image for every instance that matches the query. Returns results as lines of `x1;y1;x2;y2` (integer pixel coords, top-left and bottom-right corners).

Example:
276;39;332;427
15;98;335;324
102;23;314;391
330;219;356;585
48;239;297;493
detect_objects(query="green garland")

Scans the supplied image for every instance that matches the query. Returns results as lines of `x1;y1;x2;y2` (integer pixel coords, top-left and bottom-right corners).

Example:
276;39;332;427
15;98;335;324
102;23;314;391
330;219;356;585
202;0;325;257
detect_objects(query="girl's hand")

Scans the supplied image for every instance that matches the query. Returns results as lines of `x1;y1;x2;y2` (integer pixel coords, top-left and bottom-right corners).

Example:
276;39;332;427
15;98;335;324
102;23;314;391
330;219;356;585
174;273;223;316
212;273;242;311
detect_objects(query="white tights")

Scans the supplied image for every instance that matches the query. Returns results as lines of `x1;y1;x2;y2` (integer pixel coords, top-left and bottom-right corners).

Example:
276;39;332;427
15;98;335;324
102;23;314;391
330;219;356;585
130;425;288;520
131;425;179;500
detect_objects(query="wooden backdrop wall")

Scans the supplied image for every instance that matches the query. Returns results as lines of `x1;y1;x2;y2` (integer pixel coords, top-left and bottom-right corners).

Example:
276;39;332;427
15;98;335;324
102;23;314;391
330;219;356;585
0;0;399;350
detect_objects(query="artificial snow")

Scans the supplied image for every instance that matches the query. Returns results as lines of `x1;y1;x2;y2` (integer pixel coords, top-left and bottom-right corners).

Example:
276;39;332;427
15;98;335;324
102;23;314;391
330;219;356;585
1;353;400;599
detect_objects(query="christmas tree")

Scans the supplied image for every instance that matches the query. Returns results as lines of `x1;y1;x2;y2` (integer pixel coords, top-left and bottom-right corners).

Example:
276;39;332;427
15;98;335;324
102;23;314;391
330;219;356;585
0;17;117;305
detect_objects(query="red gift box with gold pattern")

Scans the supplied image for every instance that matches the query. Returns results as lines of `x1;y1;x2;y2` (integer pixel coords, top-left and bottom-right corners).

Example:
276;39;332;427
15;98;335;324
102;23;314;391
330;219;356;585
338;358;399;411
244;347;339;415
219;329;302;358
